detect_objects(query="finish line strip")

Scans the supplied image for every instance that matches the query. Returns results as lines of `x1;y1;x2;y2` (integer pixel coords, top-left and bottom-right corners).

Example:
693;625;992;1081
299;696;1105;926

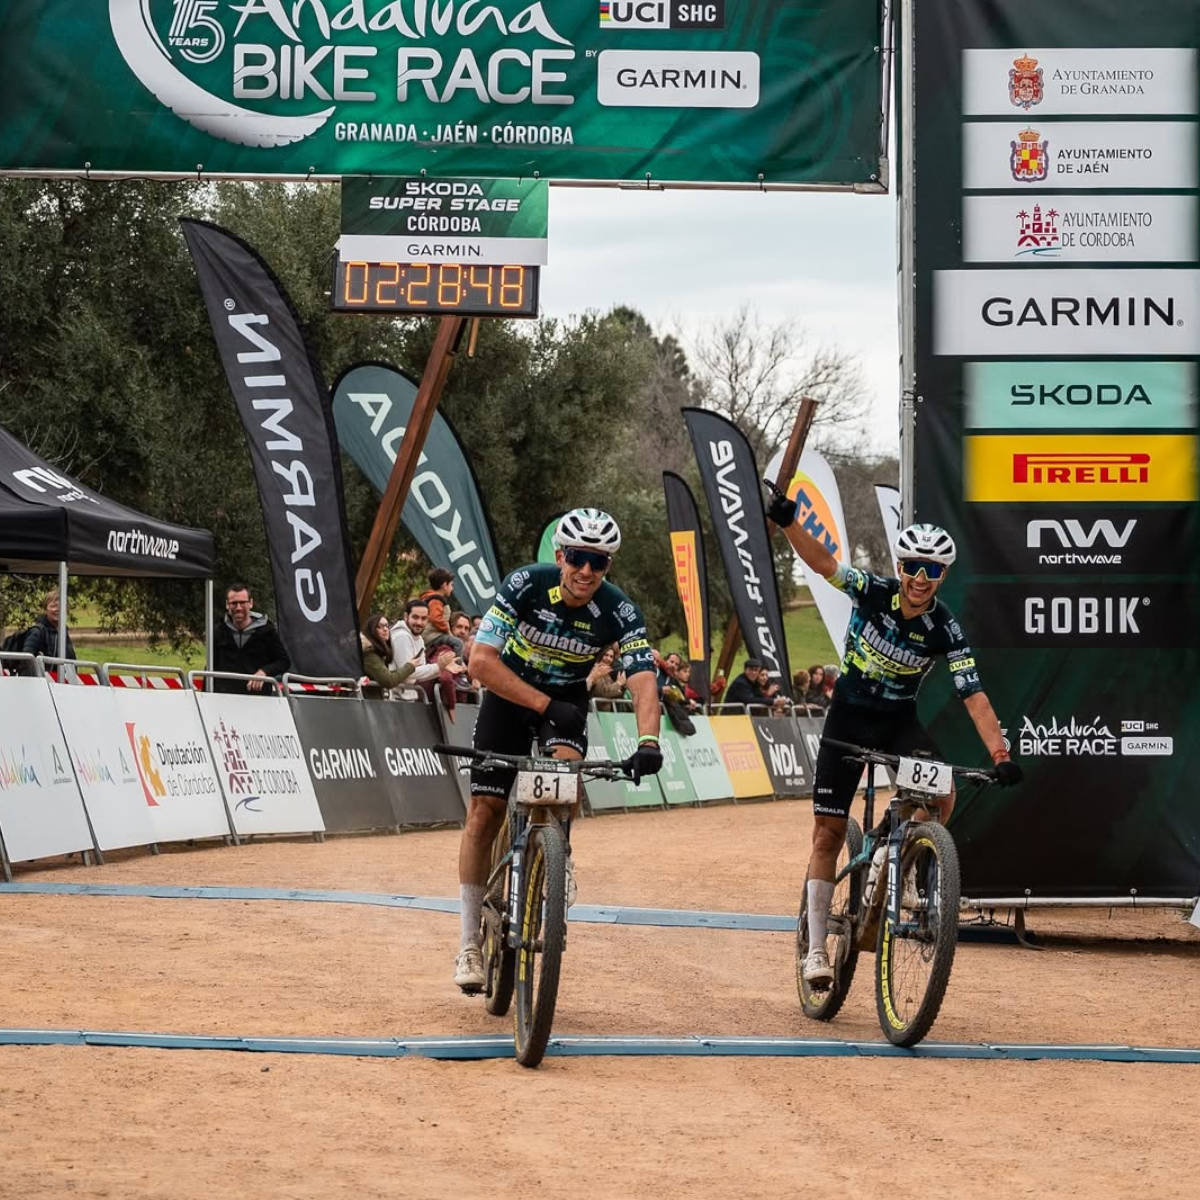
0;1029;1196;1063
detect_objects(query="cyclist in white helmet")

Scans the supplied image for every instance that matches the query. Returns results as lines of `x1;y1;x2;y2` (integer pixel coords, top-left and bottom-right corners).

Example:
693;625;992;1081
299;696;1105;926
452;506;662;992
765;483;1021;990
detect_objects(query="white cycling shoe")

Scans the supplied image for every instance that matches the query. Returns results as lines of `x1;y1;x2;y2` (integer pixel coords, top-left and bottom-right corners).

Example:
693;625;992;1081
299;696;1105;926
453;945;485;992
802;947;834;989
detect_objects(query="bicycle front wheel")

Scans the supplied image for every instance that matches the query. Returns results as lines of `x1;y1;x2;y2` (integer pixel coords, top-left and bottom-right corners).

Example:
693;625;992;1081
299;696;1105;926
796;816;863;1021
513;824;567;1068
874;820;961;1047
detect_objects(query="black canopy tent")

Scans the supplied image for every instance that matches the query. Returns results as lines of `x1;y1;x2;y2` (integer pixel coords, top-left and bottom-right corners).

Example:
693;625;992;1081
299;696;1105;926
0;424;216;663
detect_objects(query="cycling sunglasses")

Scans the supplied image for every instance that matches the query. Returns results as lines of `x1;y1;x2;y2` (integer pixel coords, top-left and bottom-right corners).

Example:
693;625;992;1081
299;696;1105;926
562;546;612;572
898;559;948;582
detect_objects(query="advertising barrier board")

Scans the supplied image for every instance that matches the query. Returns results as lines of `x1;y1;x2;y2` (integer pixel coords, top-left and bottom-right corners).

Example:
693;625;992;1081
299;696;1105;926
654;720;697;806
369;701;464;825
589;710;664;809
670;715;734;804
707;714;773;799
49;680;156;852
109;686;231;844
0;677;94;863
752;716;814;796
196;693;324;837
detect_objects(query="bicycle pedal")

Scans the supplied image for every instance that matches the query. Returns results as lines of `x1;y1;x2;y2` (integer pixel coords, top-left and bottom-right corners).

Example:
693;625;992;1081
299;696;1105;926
458;983;484;996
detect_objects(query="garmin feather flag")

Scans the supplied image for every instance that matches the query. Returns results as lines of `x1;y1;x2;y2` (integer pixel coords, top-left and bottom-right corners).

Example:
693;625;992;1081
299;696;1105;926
331;363;503;614
683;408;792;697
182;219;361;680
662;471;711;702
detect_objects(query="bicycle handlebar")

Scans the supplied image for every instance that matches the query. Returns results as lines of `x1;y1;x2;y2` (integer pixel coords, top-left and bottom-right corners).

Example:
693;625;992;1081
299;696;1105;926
431;743;636;782
819;736;998;785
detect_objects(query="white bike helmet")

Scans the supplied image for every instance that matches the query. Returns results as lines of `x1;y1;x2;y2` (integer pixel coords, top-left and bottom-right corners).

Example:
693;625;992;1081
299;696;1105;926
895;523;957;566
554;507;622;555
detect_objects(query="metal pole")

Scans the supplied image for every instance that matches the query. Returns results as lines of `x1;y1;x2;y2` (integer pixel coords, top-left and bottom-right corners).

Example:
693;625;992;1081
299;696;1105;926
897;0;917;524
57;561;68;660
354;316;467;625
205;578;215;693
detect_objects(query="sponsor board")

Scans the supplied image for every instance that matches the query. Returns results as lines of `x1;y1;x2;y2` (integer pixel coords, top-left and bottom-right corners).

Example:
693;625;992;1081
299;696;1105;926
962;195;1198;264
751;716;813;796
963;122;1197;190
707;714;773;798
964;361;1196;431
965;582;1194;647
960;505;1193;574
964;434;1196;503
599;1;726;30
367;700;465;825
963;48;1198;116
1014;713;1173;758
670;530;706;662
934;269;1200;357
672;715;734;802
596;51;759;107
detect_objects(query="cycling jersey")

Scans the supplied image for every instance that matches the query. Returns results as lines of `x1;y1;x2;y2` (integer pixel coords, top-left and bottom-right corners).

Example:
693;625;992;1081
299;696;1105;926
474;563;656;691
829;565;982;710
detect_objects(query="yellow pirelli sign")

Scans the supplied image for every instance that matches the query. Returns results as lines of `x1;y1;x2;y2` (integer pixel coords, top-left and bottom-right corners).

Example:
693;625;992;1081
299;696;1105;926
965;434;1197;502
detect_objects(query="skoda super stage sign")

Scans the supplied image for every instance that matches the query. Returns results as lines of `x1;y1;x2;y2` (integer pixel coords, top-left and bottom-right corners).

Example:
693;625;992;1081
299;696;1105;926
0;1;885;186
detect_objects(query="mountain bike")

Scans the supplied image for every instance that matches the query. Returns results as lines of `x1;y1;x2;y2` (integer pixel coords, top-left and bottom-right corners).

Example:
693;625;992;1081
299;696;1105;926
796;737;997;1047
433;743;636;1068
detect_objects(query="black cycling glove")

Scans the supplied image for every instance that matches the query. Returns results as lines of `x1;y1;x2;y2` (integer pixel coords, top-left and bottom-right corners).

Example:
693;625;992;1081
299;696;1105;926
763;478;797;528
625;742;664;784
993;759;1023;787
543;698;587;741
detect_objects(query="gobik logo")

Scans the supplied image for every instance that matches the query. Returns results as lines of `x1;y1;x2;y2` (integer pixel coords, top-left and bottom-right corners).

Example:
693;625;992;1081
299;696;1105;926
599;0;724;29
1024;594;1147;636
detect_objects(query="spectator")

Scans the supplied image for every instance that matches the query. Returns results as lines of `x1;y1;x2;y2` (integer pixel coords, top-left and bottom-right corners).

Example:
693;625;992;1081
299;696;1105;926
724;658;768;707
793;668;811;697
675;661;703;713
470;614;483;635
21;588;76;665
419;568;458;647
389;599;442;696
653;649;682;695
587;644;627;700
426;634;469;716
823;664;839;700
804;664;829;712
213;583;289;694
360;612;419;699
450;610;474;661
710;670;727;702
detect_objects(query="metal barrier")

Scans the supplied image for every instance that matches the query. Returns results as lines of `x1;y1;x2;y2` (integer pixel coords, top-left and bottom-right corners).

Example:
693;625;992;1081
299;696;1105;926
280;672;363;699
99;662;187;689
188;669;284;696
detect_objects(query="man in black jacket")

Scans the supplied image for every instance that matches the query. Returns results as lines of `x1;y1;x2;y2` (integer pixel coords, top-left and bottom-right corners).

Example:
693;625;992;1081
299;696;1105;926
723;658;769;707
213;583;290;694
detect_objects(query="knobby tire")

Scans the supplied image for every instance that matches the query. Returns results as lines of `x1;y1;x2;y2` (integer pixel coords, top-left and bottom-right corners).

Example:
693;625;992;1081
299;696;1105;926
874;820;960;1047
484;816;515;1017
796;817;863;1022
513;824;567;1068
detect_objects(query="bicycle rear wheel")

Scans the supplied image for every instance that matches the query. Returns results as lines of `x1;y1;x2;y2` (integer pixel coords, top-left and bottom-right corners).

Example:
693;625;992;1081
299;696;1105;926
796;817;863;1021
483;817;515;1017
874;820;960;1047
513;823;567;1068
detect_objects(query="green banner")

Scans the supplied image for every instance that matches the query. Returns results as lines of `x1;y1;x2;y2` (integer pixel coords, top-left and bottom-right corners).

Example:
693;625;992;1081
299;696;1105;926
911;0;1200;897
655;719;697;805
0;1;884;185
589;710;663;808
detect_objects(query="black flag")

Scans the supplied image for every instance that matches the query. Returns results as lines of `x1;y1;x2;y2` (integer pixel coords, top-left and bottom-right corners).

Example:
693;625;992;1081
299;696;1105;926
682;408;792;697
662;471;711;703
182;220;360;680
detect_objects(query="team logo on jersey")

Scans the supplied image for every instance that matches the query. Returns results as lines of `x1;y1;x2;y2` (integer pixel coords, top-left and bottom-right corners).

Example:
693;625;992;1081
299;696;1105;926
1008;53;1044;110
1011;128;1049;181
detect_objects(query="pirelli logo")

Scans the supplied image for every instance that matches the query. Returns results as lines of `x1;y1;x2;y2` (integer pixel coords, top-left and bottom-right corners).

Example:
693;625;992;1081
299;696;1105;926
966;435;1197;502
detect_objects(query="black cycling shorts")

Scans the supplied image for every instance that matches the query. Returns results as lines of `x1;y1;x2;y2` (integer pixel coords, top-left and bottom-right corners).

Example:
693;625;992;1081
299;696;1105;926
470;684;589;800
812;700;940;819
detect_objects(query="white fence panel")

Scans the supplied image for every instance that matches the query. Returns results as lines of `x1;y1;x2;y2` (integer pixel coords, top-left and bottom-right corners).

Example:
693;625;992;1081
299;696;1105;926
50;681;157;851
0;677;94;862
109;687;230;843
195;693;324;836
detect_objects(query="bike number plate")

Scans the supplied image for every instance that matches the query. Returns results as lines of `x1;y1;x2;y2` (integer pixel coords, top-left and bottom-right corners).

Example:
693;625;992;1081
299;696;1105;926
895;756;953;796
514;769;575;805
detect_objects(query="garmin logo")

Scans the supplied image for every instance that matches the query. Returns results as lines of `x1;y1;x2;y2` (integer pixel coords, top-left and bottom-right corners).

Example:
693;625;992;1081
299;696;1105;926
1024;594;1145;635
982;295;1175;327
597;50;759;107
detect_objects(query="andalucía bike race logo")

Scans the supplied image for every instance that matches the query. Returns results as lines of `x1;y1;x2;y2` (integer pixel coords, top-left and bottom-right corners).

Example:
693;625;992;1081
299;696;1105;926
111;0;580;149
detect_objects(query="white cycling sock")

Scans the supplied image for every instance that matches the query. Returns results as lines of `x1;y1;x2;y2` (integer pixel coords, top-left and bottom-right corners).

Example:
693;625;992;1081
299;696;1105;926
459;883;485;949
806;878;836;951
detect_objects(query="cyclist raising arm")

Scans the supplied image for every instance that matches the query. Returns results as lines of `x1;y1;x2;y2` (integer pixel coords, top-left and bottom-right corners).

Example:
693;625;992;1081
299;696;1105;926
453;508;663;991
765;483;1021;990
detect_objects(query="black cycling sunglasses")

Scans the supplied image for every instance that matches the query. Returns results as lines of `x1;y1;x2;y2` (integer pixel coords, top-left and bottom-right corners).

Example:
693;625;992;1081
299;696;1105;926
562;546;612;572
898;558;948;582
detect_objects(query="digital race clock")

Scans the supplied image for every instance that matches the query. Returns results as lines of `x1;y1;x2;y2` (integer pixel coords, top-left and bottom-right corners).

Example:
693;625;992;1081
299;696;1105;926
331;260;539;317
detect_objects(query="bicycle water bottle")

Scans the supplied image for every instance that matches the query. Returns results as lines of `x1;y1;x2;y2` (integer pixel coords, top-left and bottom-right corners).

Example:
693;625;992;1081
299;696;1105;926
864;843;887;907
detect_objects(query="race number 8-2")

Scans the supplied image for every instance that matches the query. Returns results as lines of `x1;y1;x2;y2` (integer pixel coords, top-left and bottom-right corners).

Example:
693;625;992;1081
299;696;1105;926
896;756;953;796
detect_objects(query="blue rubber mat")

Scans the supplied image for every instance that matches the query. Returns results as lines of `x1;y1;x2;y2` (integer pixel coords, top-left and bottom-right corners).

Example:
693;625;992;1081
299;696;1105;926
0;1028;1196;1063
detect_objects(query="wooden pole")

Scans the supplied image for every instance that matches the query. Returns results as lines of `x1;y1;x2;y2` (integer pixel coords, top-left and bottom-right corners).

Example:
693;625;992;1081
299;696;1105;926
354;316;466;625
712;396;820;689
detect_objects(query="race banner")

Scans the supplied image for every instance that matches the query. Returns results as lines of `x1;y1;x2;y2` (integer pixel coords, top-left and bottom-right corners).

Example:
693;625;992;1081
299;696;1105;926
684;408;791;695
910;1;1200;896
535;513;565;565
662;471;711;702
196;693;325;837
874;483;901;564
751;714;814;797
767;446;852;653
339;177;549;265
183;220;361;680
706;713;773;799
332;363;504;614
0;3;885;187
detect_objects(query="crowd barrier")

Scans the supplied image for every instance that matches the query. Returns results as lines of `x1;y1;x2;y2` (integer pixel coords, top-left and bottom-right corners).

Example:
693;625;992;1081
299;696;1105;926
0;658;822;877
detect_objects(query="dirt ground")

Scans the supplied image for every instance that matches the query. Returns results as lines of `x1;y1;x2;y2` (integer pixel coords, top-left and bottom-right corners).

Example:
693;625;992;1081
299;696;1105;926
2;799;1198;1199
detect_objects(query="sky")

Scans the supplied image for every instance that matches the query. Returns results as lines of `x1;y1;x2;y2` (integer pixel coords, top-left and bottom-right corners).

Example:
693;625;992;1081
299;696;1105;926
537;186;902;453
